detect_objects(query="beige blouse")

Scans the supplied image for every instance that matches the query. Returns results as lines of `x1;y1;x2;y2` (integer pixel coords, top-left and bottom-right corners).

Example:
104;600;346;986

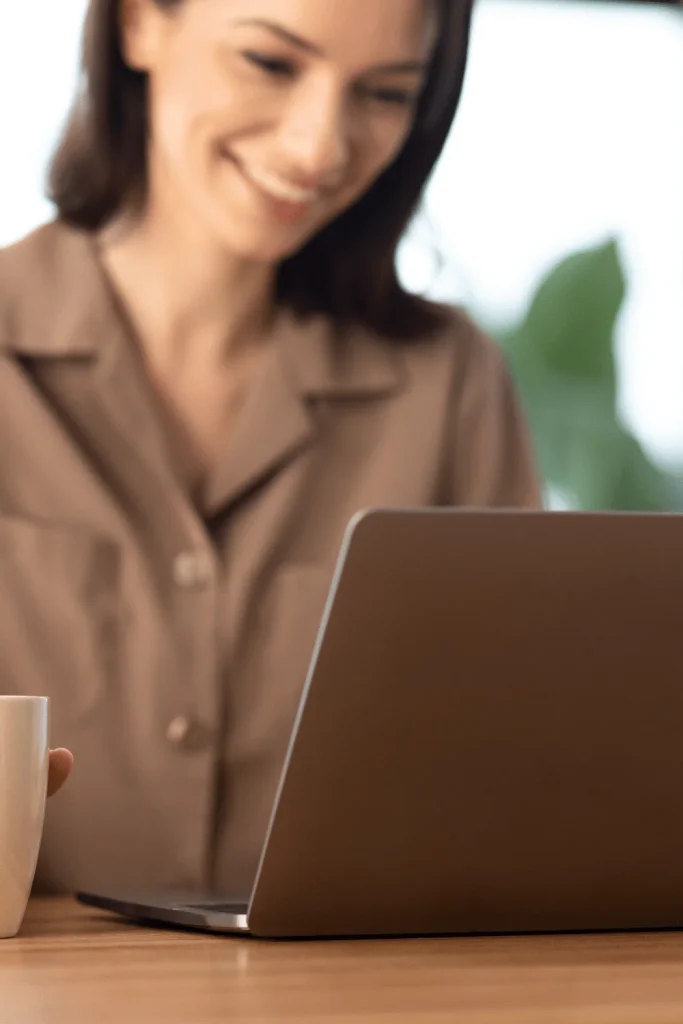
0;221;542;897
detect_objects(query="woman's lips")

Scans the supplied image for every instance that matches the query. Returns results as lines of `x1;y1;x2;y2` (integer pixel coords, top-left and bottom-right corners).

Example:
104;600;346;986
220;147;320;223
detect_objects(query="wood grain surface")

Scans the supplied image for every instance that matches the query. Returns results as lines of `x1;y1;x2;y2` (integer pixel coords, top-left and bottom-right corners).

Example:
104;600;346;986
3;898;683;1023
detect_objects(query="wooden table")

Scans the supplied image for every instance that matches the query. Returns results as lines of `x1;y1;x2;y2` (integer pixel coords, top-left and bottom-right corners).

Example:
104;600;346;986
4;899;683;1023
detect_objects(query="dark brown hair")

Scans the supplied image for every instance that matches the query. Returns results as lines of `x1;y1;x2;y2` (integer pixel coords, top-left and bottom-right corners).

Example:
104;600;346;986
48;0;475;340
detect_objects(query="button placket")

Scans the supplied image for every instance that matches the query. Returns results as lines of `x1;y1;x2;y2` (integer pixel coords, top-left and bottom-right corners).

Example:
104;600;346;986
168;541;218;733
165;526;221;888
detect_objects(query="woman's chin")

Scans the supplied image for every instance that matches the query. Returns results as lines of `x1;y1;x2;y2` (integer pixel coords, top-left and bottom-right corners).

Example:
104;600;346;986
207;221;315;266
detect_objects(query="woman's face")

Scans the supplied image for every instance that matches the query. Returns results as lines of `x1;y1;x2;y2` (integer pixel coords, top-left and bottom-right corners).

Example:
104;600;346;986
121;0;435;261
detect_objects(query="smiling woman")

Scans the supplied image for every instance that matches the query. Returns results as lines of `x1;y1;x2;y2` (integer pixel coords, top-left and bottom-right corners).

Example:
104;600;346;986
49;0;472;337
0;0;543;900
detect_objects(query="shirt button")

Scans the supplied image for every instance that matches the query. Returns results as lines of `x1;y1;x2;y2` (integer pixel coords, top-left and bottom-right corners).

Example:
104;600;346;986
172;550;213;588
166;715;211;751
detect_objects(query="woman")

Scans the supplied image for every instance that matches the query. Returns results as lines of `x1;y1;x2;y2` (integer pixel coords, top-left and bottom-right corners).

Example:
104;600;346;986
1;0;542;896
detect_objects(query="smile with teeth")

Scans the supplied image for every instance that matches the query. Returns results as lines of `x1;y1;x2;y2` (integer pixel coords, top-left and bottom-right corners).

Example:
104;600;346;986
236;159;319;206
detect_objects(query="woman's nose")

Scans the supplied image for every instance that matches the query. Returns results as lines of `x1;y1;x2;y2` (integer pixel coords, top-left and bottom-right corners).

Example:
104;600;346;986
275;79;350;188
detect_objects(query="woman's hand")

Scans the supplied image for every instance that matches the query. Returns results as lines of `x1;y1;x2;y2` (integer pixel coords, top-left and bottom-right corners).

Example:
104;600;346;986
47;748;73;797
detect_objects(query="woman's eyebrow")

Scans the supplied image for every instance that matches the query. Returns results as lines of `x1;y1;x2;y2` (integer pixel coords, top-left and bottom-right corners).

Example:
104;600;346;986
232;17;323;55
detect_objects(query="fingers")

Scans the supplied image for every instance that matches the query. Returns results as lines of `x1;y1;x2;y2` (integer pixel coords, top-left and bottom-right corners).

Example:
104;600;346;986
47;748;74;797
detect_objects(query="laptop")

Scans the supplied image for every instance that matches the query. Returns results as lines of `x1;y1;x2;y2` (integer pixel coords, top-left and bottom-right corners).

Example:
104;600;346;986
78;508;683;938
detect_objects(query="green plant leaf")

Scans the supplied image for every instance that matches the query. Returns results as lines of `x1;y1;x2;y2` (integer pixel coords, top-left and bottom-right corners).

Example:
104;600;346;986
488;238;678;511
504;239;624;398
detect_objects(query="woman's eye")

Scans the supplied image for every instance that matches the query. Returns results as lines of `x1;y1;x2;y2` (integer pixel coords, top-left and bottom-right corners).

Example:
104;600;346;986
358;85;418;108
242;51;296;78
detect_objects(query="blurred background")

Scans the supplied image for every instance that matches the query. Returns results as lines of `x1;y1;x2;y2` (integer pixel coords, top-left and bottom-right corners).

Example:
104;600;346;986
1;0;682;509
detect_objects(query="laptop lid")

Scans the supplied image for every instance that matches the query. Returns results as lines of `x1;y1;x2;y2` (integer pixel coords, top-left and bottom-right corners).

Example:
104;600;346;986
247;508;683;938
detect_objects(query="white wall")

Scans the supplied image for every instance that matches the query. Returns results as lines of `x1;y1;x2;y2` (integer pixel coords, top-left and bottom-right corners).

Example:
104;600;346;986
2;0;682;467
0;1;87;242
401;0;683;468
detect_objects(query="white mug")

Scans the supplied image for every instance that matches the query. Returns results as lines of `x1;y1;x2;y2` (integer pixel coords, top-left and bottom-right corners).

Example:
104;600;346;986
0;696;49;938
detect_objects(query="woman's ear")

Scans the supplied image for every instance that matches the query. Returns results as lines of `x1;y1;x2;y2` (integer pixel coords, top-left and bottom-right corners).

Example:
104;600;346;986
119;0;165;72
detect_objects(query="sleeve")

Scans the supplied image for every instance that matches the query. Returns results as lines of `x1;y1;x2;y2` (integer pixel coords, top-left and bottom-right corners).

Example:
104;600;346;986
447;314;545;510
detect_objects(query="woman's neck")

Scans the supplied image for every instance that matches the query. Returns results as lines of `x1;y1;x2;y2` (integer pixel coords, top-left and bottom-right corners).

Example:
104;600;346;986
97;208;278;377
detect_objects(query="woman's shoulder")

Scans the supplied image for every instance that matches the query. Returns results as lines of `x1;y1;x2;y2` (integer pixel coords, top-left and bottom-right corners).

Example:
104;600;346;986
0;221;97;354
394;303;542;507
389;301;513;390
330;301;515;407
0;220;83;284
355;302;542;507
